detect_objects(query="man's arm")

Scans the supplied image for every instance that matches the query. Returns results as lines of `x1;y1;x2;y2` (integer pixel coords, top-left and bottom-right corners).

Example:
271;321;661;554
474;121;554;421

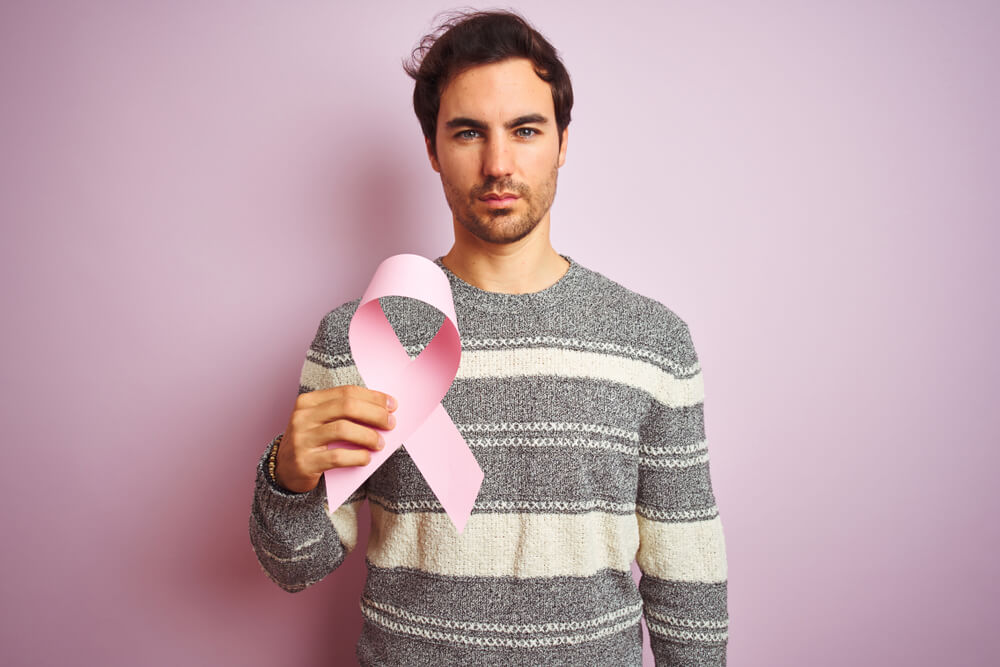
248;323;396;593
636;322;729;665
249;434;366;592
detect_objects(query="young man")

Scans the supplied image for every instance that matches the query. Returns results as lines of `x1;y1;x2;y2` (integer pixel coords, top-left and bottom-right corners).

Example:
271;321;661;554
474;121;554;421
250;11;728;666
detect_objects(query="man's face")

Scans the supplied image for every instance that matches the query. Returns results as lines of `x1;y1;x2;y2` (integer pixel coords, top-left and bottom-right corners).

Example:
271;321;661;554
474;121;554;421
428;57;568;245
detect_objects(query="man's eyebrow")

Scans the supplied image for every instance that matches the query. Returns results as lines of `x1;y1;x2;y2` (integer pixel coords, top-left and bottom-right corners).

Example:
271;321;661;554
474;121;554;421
444;114;551;130
505;114;548;128
445;117;488;130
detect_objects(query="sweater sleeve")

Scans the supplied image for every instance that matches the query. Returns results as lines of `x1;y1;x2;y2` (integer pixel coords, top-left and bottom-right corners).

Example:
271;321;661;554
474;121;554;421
636;322;729;665
248;328;367;593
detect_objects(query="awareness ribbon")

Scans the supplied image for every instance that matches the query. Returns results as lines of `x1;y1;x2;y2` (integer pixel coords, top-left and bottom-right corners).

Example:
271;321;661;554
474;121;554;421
323;254;484;533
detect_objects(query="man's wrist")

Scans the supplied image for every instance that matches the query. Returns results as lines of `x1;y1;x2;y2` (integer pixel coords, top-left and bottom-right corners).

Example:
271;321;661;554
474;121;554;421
266;435;282;486
265;435;305;494
267;437;318;494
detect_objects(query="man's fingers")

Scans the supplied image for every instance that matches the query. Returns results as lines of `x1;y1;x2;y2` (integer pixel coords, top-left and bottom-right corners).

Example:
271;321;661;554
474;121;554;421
322;445;373;469
310;395;396;431
308;419;385;452
296;385;397;412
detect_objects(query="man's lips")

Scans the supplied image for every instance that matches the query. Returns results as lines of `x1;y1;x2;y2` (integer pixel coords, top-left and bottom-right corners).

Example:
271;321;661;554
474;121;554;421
479;192;520;208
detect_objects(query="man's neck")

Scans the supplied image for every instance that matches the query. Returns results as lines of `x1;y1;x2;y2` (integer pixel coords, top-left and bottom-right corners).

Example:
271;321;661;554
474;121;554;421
441;219;570;294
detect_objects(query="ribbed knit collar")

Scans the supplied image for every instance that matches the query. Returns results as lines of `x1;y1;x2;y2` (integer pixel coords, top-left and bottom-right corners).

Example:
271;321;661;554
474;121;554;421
434;255;584;314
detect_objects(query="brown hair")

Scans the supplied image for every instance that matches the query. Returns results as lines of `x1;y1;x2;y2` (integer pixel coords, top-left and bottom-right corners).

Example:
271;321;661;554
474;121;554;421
403;10;573;154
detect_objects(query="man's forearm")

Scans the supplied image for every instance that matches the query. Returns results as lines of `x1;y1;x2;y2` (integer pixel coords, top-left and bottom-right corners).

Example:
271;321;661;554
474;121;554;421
249;436;360;592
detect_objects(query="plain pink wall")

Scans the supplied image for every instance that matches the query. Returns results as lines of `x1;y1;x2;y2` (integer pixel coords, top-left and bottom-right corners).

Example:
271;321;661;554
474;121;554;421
2;1;998;665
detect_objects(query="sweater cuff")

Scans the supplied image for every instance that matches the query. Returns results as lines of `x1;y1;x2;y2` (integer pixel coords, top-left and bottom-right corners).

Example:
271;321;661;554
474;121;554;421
252;434;332;543
650;639;727;667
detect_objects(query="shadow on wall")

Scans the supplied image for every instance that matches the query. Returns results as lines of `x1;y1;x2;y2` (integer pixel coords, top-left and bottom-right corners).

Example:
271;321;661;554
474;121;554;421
314;116;443;283
304;125;435;662
123;128;438;666
341;149;436;259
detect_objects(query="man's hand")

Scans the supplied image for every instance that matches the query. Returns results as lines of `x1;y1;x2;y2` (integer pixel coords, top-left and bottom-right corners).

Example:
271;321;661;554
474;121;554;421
274;386;397;493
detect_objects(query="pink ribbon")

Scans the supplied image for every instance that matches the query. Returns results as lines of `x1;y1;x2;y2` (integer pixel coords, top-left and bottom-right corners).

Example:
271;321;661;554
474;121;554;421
323;254;484;533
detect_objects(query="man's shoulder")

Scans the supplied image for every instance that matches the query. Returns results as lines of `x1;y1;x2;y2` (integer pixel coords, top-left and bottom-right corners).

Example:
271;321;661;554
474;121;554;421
308;295;443;355
570;260;697;364
307;298;361;355
572;260;691;332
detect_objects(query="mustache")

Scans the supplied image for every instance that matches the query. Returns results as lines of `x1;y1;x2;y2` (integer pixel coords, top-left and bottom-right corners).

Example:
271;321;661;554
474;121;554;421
472;177;529;198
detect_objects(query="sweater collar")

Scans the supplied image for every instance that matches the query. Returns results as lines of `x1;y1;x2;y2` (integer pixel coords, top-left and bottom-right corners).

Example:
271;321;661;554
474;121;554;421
434;255;584;314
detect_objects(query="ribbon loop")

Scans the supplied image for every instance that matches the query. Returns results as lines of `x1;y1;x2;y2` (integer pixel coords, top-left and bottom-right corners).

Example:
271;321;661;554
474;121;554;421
323;254;484;533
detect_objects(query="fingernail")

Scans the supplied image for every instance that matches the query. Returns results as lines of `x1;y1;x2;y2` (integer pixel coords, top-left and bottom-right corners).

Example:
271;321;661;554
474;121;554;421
387;395;398;411
387;413;396;429
377;433;385;450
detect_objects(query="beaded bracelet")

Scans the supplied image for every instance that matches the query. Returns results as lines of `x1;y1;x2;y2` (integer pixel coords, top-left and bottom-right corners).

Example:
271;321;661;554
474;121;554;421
266;434;283;485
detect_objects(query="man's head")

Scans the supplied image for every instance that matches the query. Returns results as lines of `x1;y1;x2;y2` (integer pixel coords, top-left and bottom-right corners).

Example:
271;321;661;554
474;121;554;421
404;10;573;157
404;11;574;246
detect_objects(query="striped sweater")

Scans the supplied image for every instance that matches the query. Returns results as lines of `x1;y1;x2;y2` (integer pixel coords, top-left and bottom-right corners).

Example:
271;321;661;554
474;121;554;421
249;256;729;666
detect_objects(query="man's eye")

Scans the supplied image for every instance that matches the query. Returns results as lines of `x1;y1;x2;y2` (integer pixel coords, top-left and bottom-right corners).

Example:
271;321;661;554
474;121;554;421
457;130;481;139
515;128;538;138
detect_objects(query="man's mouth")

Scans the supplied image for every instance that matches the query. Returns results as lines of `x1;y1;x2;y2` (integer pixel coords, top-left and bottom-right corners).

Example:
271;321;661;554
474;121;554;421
480;192;520;208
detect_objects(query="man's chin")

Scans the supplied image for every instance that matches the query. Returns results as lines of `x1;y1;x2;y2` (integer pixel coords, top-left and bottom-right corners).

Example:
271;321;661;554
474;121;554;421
458;215;537;245
477;227;539;245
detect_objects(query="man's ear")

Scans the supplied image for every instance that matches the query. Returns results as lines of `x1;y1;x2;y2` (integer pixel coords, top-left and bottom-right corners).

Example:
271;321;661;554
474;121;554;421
557;127;569;168
426;137;441;173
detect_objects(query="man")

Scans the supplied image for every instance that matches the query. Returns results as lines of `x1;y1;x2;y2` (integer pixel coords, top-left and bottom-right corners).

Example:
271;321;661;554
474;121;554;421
250;10;728;666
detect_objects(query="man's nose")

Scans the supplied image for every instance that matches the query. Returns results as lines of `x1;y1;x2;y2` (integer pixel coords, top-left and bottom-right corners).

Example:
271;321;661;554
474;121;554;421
482;137;513;178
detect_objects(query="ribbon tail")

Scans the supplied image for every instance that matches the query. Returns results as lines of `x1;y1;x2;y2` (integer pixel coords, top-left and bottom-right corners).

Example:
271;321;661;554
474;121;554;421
323;456;372;512
323;440;403;513
405;405;484;533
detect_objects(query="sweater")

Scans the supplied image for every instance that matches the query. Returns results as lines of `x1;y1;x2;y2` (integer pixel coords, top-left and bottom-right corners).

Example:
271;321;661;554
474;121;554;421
249;256;729;666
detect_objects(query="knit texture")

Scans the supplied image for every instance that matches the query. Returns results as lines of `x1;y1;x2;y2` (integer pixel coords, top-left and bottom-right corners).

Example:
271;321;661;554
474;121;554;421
249;256;728;666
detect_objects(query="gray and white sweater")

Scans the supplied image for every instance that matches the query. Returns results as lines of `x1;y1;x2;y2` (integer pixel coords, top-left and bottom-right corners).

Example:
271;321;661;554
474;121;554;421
249;256;729;666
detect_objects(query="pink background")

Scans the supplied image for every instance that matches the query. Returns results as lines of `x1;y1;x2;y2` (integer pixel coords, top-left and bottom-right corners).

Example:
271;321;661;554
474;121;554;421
2;2;998;665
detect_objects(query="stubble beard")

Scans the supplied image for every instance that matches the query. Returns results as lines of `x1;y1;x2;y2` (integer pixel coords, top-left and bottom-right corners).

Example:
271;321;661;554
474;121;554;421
442;168;559;245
